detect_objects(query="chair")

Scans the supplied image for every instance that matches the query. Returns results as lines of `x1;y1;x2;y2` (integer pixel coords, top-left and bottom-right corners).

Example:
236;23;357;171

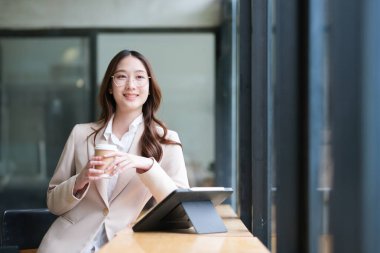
1;209;56;251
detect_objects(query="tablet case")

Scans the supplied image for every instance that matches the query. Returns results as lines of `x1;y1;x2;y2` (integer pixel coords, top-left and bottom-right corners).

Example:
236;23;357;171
132;187;233;234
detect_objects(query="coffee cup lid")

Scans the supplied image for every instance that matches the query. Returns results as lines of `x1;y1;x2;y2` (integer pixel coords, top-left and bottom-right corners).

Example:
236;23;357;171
95;144;118;151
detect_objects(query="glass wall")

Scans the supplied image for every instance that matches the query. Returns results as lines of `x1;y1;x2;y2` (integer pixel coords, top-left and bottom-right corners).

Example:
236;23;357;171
0;32;218;219
243;0;380;252
0;37;90;213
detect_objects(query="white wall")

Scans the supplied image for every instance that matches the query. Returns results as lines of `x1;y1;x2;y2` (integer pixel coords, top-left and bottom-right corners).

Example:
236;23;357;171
0;0;221;28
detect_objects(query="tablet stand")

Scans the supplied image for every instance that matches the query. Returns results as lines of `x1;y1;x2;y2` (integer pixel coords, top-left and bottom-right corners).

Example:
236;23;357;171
181;200;227;234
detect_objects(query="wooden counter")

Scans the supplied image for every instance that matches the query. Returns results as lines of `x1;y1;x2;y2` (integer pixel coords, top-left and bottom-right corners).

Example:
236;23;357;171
98;205;270;253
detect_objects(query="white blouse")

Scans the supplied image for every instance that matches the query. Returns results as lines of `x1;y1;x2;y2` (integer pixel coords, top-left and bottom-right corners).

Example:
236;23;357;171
85;114;143;253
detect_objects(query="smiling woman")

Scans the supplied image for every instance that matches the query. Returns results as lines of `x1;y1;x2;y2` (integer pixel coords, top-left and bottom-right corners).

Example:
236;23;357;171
37;49;190;253
108;55;151;114
97;33;216;188
0;1;221;251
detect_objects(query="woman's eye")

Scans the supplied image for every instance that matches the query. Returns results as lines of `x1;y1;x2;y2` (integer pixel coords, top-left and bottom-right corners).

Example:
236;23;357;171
117;75;127;80
136;75;146;80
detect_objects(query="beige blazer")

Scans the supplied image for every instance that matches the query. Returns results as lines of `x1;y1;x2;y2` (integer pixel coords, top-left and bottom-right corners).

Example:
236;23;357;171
37;122;189;253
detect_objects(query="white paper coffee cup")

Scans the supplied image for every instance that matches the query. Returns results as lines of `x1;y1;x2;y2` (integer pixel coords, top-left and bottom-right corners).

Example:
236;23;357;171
95;144;117;178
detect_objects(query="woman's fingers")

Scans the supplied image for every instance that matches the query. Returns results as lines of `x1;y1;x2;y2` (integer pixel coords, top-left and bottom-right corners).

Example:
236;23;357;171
88;160;104;168
88;168;104;174
91;155;104;160
103;165;117;175
88;175;105;180
95;152;146;176
114;159;134;172
103;151;123;158
103;159;131;176
85;168;106;181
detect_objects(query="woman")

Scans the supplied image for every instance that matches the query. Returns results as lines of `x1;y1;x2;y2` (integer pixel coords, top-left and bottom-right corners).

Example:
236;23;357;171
38;50;189;253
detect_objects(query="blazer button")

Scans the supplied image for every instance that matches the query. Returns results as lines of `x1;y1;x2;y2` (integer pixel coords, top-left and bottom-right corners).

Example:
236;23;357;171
103;208;109;216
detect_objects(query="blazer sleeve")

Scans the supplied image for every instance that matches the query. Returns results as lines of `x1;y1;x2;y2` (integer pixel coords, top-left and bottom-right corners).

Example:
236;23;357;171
138;130;190;202
46;125;89;215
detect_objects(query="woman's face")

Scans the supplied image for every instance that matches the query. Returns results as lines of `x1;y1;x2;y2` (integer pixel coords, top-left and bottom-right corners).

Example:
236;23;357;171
110;55;150;114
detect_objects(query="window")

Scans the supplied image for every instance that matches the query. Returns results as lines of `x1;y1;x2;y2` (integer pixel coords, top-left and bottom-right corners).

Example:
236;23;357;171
0;30;222;217
0;36;91;213
238;0;380;252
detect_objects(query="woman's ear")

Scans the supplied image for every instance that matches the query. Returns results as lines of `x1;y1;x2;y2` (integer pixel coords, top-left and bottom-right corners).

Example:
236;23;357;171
109;89;113;94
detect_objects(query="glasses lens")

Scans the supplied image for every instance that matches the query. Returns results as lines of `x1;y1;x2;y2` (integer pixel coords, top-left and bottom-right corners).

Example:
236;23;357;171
134;73;149;85
113;74;127;87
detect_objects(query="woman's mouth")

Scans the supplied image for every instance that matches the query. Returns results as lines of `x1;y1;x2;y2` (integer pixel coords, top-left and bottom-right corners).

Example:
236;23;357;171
123;93;138;100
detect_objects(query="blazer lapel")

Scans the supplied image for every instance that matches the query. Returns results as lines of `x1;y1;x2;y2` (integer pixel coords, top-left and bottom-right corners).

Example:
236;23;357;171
87;127;109;207
110;124;144;202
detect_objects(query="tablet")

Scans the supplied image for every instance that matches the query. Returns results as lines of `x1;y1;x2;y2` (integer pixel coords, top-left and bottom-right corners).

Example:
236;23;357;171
132;187;233;233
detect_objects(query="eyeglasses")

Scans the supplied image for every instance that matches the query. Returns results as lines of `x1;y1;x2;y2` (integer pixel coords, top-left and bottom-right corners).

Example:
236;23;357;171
111;72;151;87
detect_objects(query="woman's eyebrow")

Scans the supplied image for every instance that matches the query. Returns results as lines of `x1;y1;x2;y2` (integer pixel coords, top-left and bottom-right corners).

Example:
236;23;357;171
134;70;148;74
114;69;147;74
114;69;127;74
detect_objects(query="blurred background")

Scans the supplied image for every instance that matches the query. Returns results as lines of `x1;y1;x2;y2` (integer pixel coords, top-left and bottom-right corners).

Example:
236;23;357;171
1;0;379;253
0;0;223;208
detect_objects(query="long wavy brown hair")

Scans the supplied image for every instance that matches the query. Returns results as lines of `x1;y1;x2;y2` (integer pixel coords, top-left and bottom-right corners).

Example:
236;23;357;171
91;49;180;161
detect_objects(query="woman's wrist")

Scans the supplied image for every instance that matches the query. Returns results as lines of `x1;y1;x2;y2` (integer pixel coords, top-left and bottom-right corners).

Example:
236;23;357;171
74;174;88;194
73;183;88;198
136;157;154;174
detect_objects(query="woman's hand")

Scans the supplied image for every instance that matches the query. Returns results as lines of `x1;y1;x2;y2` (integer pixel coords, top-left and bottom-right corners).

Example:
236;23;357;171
74;156;106;194
104;151;154;175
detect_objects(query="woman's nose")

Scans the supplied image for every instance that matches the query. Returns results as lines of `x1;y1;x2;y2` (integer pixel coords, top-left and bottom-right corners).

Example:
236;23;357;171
124;78;137;89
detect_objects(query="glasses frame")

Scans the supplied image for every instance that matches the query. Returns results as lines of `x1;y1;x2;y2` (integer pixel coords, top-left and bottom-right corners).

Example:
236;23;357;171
111;73;151;88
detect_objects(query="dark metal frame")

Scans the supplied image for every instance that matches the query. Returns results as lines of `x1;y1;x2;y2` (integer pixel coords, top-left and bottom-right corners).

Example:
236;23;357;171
215;0;235;194
274;0;309;252
251;0;270;246
237;0;270;246
237;0;253;234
